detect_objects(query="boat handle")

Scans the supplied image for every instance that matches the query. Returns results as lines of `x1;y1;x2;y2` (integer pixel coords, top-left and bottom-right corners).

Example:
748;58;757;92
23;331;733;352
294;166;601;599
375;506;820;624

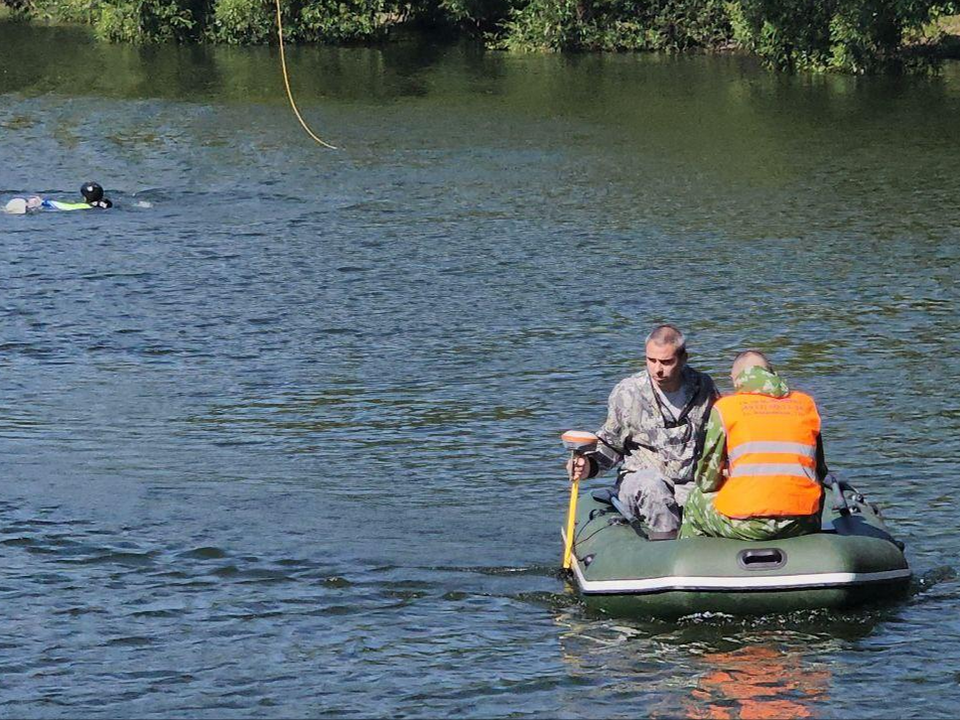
737;548;787;570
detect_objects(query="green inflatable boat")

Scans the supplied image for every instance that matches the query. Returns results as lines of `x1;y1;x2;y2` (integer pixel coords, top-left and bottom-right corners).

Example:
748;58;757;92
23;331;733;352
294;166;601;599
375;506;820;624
563;476;911;617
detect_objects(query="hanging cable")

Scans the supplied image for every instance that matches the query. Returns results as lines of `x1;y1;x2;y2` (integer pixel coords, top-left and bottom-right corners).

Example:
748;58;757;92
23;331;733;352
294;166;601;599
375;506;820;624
275;0;337;149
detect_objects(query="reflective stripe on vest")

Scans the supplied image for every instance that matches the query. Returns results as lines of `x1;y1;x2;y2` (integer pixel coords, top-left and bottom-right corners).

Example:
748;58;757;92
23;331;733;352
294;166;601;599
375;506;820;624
713;391;822;519
730;464;817;479
727;441;816;463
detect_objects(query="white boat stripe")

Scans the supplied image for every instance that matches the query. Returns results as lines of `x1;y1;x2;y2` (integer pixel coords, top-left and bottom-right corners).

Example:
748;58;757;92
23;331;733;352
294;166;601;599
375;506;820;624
570;557;912;594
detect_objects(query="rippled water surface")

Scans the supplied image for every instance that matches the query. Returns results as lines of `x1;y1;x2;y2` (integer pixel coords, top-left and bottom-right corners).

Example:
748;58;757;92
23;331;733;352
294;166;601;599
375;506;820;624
1;22;959;717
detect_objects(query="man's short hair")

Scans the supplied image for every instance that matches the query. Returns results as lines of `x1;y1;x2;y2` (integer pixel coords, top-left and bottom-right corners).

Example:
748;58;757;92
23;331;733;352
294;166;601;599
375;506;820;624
646;324;687;355
732;350;771;371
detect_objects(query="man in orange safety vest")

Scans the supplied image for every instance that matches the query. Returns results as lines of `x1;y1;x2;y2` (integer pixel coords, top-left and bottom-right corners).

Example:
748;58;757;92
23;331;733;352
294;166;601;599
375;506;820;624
679;350;827;540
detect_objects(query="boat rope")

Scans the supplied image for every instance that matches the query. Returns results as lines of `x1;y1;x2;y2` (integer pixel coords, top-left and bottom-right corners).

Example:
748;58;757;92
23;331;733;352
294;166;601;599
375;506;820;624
274;0;337;149
576;507;612;541
574;516;619;547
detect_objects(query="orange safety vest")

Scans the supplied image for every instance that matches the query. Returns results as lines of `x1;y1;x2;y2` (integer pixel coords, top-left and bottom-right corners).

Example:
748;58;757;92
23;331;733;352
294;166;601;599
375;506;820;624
713;390;823;519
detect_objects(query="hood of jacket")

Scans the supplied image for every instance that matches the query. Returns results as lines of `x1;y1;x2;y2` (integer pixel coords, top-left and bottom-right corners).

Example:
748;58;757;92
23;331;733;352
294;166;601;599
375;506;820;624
732;365;789;398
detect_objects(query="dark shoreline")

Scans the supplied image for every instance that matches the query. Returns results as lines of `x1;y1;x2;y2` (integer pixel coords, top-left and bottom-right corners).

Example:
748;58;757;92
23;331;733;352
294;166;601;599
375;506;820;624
2;8;960;70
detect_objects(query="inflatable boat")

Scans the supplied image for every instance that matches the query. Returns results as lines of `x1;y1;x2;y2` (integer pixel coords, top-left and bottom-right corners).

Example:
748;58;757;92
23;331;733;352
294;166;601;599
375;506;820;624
563;475;911;617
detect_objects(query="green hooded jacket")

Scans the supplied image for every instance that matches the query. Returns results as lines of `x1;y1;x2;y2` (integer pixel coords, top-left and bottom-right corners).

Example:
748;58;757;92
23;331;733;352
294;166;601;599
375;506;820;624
694;365;828;493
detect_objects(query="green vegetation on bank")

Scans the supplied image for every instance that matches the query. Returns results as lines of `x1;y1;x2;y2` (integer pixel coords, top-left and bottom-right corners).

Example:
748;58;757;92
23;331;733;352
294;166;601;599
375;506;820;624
3;0;959;72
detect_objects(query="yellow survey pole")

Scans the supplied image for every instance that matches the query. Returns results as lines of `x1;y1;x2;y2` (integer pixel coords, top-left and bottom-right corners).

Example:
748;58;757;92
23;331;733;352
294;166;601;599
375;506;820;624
560;431;598;571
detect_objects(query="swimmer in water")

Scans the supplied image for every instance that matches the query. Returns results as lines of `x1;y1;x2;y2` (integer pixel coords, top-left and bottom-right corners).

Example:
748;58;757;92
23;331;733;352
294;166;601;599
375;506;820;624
77;181;113;209
3;181;113;213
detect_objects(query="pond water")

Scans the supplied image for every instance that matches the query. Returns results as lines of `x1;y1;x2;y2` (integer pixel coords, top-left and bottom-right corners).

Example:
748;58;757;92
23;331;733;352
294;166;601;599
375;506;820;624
1;21;959;718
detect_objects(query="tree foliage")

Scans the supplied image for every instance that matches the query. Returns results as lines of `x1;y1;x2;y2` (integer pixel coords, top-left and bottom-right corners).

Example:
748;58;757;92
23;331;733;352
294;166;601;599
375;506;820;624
729;0;945;73
503;0;731;52
3;0;955;72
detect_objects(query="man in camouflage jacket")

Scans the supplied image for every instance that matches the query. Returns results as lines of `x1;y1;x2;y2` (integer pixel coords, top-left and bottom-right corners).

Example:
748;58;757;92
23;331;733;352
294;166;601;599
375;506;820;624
573;325;719;539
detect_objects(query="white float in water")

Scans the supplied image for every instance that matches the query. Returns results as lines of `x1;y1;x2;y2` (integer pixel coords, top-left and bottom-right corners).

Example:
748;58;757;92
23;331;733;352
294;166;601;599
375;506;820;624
3;198;28;214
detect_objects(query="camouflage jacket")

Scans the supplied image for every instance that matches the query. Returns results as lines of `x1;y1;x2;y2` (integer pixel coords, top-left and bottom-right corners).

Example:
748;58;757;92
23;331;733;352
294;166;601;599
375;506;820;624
591;366;719;483
694;366;828;493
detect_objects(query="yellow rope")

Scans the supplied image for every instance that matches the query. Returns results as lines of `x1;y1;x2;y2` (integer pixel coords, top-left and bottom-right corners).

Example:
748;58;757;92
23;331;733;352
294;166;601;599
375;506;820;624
275;0;337;149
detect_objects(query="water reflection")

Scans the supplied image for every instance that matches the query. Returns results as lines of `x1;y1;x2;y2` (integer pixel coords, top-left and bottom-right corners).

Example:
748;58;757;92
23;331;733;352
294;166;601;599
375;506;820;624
551;607;889;717
684;645;829;719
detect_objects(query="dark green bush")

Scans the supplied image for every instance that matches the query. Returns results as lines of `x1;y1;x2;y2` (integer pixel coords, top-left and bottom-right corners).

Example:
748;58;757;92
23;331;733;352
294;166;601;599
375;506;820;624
298;0;404;42
210;0;274;43
729;0;944;72
438;0;512;33
17;0;210;41
96;0;205;42
502;0;731;51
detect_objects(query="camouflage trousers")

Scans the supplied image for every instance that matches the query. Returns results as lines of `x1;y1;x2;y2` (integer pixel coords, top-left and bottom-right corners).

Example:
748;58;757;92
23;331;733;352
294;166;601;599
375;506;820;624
678;487;821;541
616;468;694;535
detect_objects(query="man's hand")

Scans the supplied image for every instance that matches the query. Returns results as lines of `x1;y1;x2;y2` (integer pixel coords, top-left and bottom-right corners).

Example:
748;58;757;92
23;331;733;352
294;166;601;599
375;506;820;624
566;455;590;482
